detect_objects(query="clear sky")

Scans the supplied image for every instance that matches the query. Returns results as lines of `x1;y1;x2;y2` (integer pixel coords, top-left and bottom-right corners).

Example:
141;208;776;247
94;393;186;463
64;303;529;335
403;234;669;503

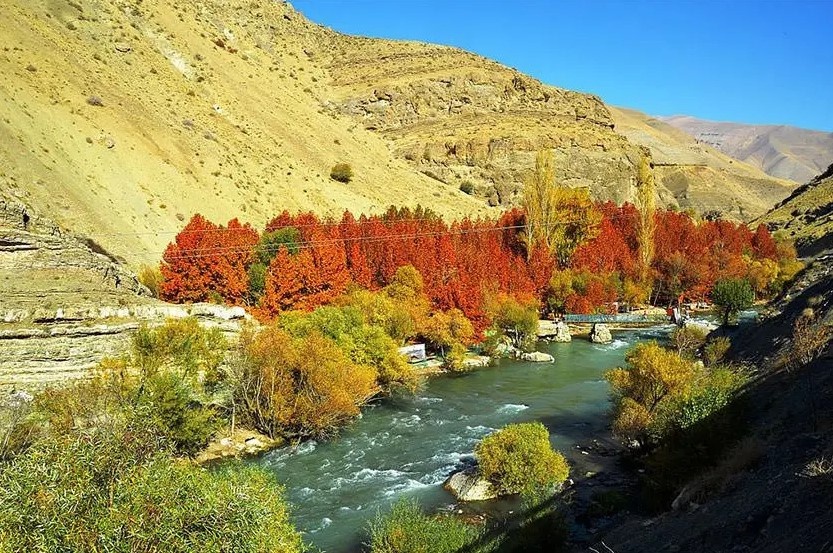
293;0;833;132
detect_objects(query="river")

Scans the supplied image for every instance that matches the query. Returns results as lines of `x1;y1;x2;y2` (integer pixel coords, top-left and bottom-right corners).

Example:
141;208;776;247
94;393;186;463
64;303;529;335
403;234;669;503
255;325;674;552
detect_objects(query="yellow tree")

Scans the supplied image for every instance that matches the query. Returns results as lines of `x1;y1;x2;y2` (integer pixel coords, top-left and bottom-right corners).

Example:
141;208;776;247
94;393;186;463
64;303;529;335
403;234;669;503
605;341;696;446
636;154;656;284
522;150;601;266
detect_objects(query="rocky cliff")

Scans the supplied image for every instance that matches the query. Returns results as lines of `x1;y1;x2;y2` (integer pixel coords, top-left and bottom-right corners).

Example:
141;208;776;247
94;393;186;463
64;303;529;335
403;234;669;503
0;191;249;390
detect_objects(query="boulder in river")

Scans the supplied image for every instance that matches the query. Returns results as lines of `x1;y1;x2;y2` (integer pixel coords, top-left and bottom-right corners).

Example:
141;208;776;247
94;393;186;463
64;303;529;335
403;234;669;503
444;468;498;501
520;351;555;363
538;320;572;342
590;323;613;344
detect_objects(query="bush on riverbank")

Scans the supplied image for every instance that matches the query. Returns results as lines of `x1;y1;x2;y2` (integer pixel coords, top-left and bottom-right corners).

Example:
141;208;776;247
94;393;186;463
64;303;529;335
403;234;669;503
475;422;569;497
607;341;749;449
278;305;420;393
486;294;539;352
0;421;304;552
232;326;379;439
368;499;483;553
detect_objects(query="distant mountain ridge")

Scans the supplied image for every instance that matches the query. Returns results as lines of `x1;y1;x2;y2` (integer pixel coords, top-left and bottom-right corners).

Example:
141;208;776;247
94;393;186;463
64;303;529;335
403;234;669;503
660;115;833;183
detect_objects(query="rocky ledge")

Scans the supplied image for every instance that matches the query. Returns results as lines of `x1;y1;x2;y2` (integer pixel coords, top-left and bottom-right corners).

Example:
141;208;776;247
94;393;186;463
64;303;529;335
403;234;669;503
0;302;252;391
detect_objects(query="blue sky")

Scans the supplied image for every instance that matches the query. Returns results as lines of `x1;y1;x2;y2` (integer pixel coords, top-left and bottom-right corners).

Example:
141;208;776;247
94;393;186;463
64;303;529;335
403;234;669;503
293;0;833;131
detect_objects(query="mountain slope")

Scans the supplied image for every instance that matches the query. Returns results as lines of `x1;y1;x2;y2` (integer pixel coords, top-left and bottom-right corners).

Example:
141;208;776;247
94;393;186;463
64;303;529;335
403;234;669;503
0;0;795;269
661;115;833;183
756;164;833;256
611;108;796;219
0;0;490;266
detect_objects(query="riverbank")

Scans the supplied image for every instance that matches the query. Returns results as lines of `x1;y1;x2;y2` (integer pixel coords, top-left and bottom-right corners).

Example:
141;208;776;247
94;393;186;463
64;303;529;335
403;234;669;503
253;327;664;552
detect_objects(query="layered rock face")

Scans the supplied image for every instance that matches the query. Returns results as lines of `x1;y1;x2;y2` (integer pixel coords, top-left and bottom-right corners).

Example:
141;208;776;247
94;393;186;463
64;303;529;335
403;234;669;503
0;195;249;391
0;303;249;391
320;38;645;207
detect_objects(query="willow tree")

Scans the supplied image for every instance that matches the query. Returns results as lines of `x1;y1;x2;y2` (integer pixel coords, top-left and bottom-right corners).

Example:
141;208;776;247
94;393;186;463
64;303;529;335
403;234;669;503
522;150;600;267
636;154;656;284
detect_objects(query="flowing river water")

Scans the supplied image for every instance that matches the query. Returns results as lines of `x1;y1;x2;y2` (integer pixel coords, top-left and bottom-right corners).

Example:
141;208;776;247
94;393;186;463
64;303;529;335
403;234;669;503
255;325;675;552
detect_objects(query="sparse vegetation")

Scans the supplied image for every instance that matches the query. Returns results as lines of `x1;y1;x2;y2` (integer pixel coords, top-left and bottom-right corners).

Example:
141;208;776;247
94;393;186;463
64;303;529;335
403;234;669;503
86;95;104;106
459;180;474;194
670;325;708;358
137;264;164;297
787;310;831;370
330;162;353;183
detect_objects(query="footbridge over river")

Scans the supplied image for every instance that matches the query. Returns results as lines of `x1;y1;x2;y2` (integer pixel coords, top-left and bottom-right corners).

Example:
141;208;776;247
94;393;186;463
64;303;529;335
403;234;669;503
561;313;670;325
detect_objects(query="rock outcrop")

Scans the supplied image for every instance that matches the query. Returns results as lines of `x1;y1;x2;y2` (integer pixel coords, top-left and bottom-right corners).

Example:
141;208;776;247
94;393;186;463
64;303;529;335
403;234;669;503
520;351;555;363
590;323;613;344
0;195;251;391
0;303;251;391
443;468;498;502
538;320;572;342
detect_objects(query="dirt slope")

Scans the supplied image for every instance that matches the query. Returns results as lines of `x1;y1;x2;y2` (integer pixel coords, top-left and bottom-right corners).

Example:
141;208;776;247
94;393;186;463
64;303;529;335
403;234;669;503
0;0;490;266
661;115;833;183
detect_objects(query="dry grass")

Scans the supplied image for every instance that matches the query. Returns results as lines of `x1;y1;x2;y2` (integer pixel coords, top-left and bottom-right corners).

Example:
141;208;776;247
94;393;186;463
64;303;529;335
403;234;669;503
676;437;766;507
799;456;833;479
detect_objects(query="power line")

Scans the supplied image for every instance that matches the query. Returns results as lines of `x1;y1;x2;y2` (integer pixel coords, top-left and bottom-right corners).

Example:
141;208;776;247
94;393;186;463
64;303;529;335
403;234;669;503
158;212;746;261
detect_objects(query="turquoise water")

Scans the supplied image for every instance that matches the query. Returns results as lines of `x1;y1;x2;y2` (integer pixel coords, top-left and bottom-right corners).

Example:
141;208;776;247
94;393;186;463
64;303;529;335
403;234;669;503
256;325;674;552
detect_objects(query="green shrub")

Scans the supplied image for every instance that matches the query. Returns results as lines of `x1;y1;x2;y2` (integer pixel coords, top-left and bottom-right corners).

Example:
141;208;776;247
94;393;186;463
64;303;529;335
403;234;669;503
711;278;754;326
256;227;301;265
654;367;746;435
0;427;304;553
330;162;353;183
368;499;481;553
459;181;474;195
475;422;569;497
138;371;217;456
703;336;731;366
132;318;226;385
247;262;268;303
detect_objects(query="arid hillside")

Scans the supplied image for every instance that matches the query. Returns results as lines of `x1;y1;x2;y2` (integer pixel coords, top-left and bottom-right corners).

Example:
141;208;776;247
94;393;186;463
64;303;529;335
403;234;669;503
611;108;795;219
756;164;833;256
0;0;489;266
0;0;794;267
662;115;833;183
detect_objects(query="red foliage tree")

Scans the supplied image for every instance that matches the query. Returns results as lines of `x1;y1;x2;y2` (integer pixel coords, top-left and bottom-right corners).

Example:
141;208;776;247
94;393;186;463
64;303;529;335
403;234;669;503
160;214;258;304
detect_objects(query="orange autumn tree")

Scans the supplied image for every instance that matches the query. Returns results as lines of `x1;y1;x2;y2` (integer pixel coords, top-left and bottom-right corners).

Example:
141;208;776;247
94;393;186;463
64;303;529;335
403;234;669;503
160;214;258;304
260;223;350;315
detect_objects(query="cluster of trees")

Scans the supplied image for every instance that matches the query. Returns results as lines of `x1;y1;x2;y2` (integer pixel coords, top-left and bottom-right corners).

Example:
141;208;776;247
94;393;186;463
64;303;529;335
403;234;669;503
606;337;745;450
159;205;795;327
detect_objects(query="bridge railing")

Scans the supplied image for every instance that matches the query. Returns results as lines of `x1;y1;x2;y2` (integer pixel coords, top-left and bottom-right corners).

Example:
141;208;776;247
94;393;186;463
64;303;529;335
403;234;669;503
562;313;669;324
